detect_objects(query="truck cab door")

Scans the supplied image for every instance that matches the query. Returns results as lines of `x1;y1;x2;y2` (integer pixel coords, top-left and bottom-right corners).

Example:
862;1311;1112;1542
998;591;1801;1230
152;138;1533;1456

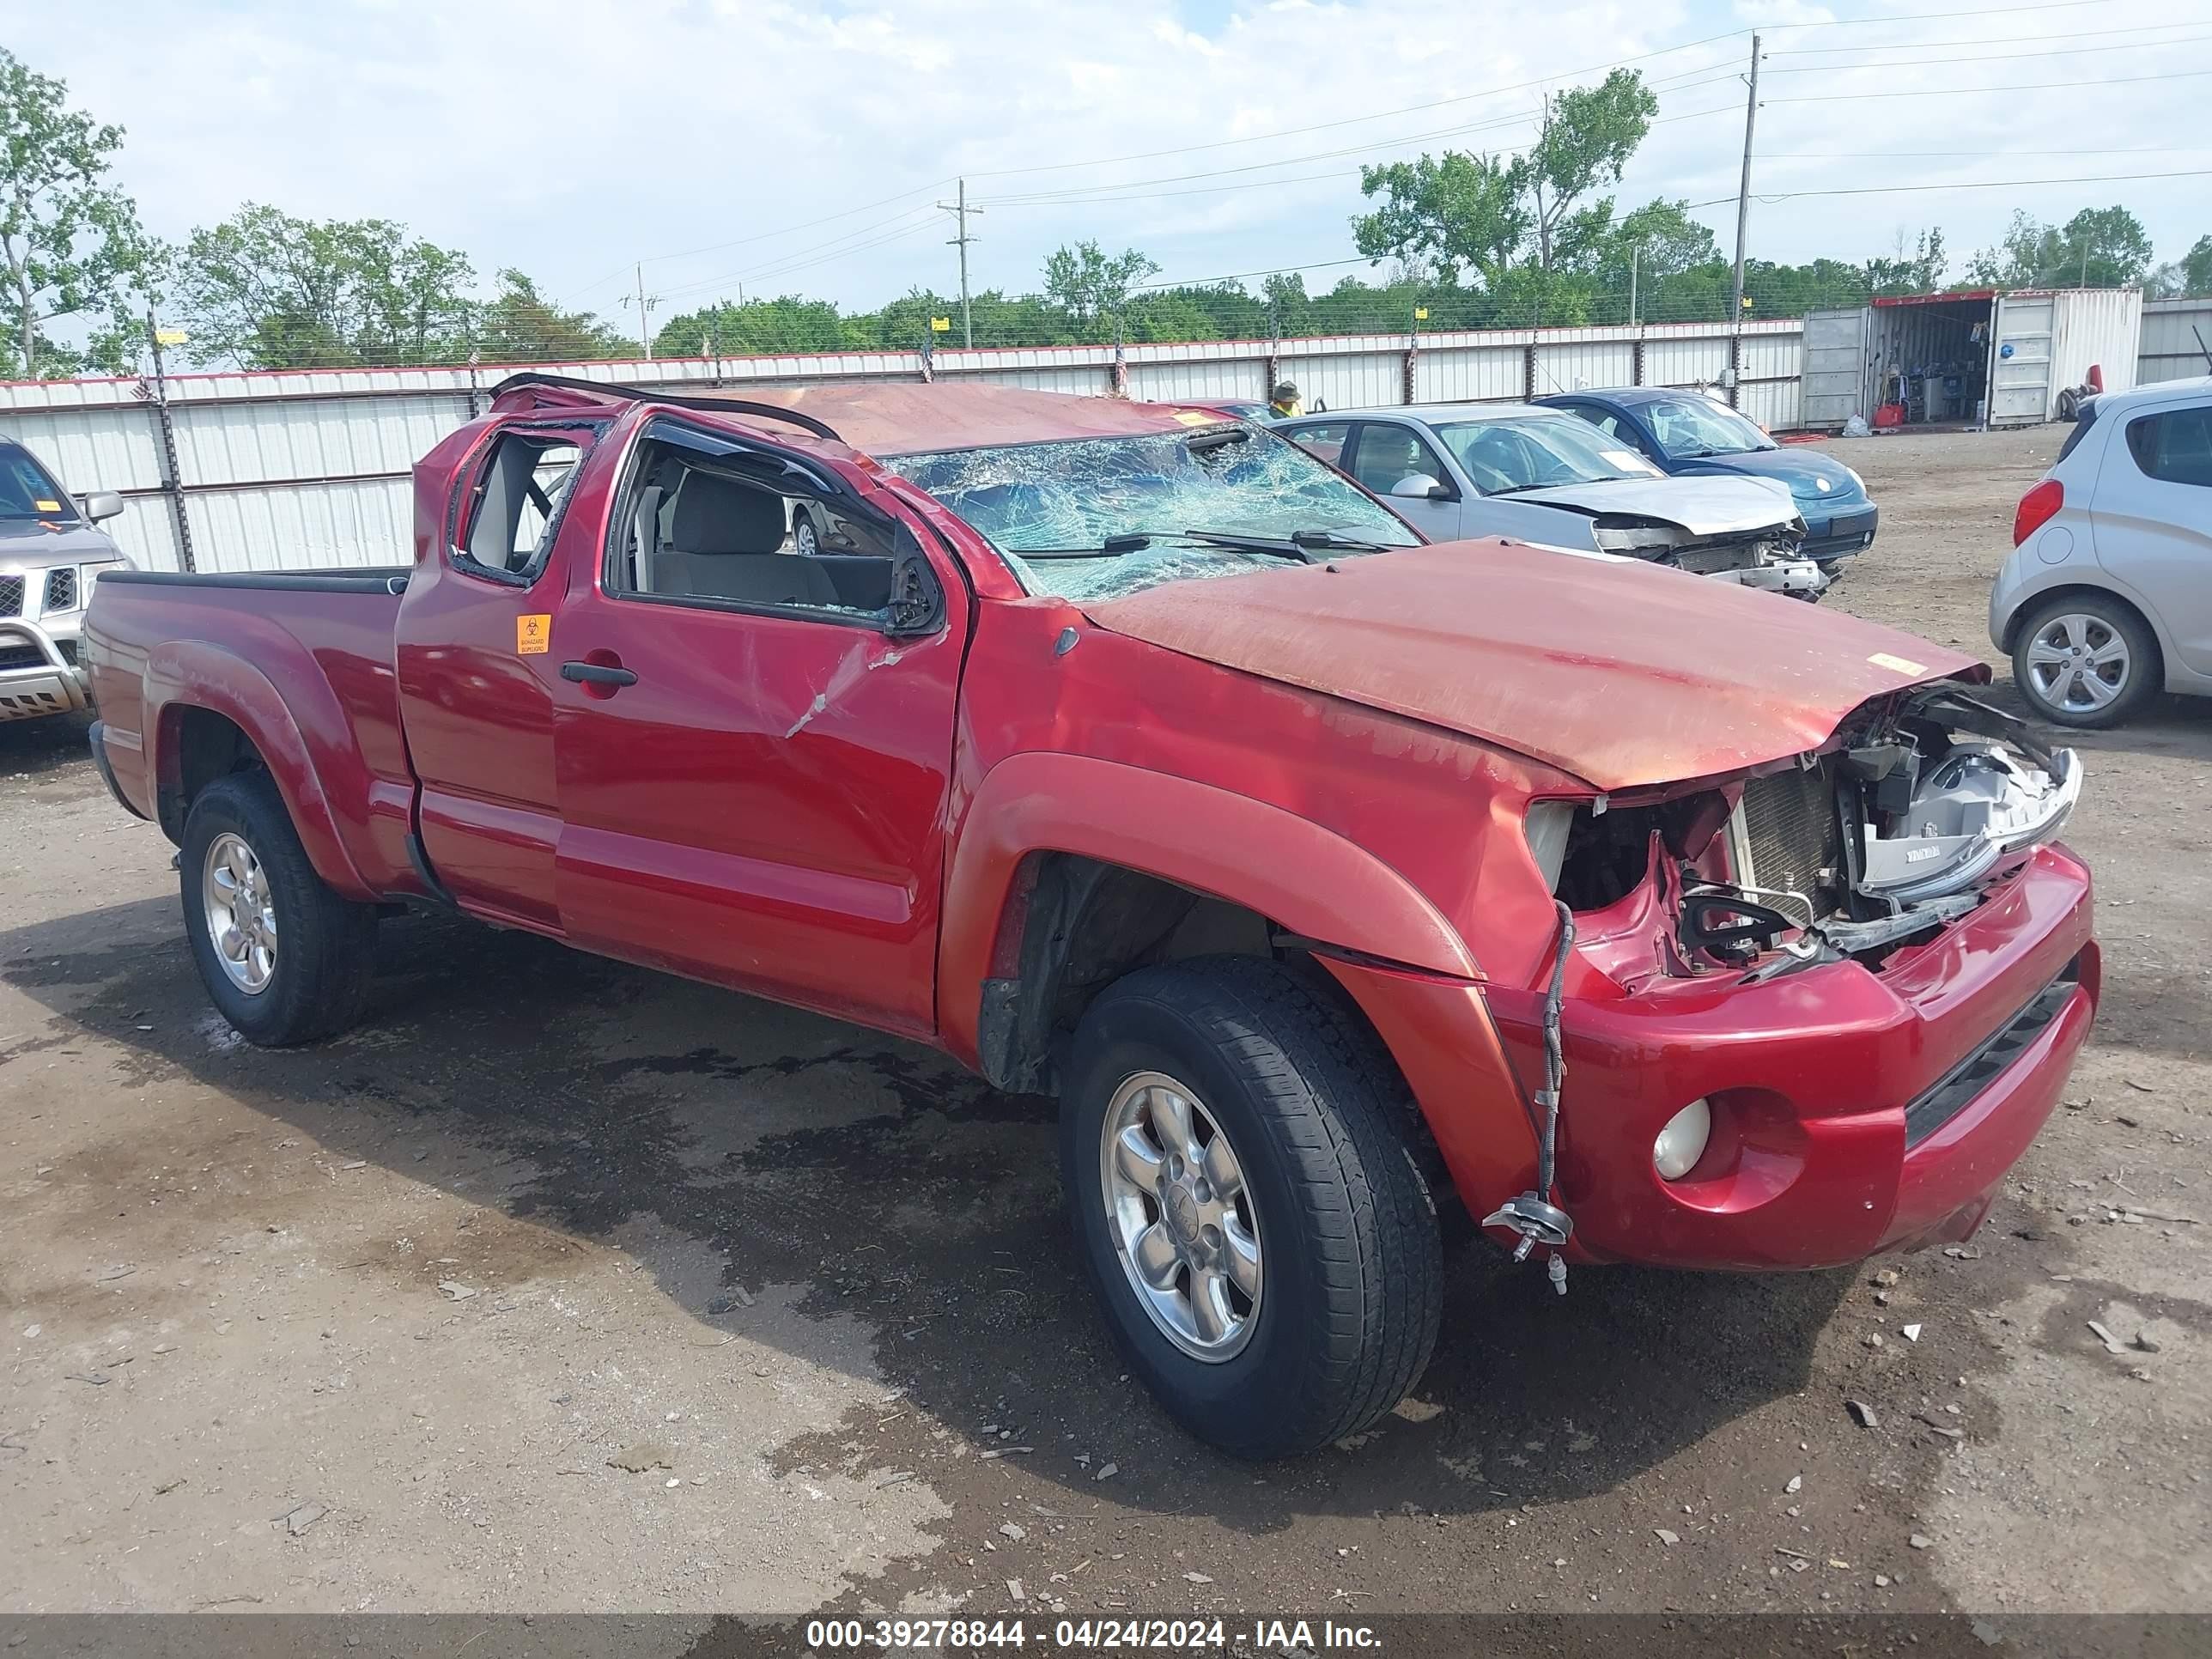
393;417;609;932
546;417;966;1038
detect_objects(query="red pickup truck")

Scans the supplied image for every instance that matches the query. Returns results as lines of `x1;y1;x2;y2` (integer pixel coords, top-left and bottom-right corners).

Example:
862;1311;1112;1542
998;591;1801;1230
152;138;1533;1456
84;374;2096;1457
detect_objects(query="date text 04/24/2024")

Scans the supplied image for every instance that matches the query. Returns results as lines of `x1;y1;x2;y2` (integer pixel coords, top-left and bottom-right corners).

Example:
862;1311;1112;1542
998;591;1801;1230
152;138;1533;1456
800;1618;1380;1649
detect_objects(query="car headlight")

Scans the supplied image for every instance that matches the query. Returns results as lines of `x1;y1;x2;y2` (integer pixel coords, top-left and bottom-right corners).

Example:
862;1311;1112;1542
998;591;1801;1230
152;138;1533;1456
1840;465;1865;493
1652;1098;1712;1181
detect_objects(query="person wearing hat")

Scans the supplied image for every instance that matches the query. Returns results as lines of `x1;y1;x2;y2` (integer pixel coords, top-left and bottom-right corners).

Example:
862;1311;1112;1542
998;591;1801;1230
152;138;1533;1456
1268;381;1302;418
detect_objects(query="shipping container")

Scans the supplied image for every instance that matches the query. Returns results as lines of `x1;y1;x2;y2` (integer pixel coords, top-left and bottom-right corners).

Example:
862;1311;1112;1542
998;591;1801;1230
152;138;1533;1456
1798;288;2142;428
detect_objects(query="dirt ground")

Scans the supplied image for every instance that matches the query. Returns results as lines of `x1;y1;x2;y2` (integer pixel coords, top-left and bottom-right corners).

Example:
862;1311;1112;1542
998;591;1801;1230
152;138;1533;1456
3;426;2207;1631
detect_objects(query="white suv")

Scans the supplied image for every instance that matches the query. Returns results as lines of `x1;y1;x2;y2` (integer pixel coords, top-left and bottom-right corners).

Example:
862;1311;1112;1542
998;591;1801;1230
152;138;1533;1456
1990;374;2212;727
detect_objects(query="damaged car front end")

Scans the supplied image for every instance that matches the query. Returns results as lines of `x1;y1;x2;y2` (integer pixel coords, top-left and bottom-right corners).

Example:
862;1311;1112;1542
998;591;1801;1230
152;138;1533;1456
1504;683;2094;1273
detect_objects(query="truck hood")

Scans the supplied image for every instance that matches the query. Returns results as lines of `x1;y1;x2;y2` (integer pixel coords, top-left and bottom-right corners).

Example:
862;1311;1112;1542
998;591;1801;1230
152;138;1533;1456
1081;540;1980;793
1502;473;1799;537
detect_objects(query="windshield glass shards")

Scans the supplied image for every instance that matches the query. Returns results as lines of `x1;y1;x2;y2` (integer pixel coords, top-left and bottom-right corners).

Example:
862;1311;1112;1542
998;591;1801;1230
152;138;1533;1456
887;424;1419;602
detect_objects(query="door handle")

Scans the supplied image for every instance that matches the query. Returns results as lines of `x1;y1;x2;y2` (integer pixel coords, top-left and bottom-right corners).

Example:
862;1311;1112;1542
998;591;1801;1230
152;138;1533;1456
561;660;638;688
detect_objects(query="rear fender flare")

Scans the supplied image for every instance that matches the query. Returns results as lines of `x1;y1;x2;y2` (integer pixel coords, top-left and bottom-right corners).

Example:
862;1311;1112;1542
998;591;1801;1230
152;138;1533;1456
146;641;374;901
936;750;1480;1068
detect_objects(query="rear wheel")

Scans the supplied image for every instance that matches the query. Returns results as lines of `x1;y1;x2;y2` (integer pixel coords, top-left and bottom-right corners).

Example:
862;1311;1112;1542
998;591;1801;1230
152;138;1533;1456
792;509;823;557
1060;957;1442;1458
180;770;378;1046
2012;594;2160;728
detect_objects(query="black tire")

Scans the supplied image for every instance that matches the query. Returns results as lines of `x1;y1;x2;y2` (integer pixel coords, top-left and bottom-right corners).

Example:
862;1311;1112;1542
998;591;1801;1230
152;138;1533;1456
179;770;378;1046
2009;592;2161;730
1060;957;1443;1458
792;508;823;557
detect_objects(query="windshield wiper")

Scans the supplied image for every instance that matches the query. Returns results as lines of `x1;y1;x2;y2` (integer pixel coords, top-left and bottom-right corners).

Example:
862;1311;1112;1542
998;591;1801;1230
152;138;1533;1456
1176;530;1316;562
1016;532;1157;559
1484;483;1564;497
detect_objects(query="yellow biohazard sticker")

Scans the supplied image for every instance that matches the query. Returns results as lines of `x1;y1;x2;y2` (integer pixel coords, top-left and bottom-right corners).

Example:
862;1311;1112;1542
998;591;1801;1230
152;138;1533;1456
1173;410;1218;426
34;499;61;513
517;614;550;655
1868;652;1925;677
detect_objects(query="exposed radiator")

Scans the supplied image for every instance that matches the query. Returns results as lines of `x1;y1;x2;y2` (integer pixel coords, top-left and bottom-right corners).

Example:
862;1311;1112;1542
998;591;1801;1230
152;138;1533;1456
1738;765;1843;923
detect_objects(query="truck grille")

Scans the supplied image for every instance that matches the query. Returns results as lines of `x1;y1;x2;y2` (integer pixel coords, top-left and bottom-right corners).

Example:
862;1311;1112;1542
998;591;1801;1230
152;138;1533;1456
0;641;46;672
0;574;21;617
1739;765;1842;923
44;567;76;611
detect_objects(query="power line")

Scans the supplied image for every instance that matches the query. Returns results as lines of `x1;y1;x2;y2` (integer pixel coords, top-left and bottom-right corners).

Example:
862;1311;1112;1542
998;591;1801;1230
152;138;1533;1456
557;180;952;304
976;88;1740;211
1680;166;2212;210
1761;32;2212;71
1768;15;2212;53
1769;66;2212;103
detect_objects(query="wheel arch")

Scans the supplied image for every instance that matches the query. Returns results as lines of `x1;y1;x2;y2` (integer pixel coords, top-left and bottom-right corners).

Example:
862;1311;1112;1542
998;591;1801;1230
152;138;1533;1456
146;642;373;900
2000;579;2166;671
937;751;1480;1090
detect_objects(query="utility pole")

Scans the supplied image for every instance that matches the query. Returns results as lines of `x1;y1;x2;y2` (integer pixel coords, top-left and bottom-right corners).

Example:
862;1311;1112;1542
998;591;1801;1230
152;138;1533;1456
1728;33;1762;407
625;264;659;360
937;179;982;348
1629;242;1641;328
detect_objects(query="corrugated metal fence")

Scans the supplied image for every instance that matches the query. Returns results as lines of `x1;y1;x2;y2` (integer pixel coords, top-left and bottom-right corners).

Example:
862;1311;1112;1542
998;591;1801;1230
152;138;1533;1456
2138;299;2212;386
0;318;1807;574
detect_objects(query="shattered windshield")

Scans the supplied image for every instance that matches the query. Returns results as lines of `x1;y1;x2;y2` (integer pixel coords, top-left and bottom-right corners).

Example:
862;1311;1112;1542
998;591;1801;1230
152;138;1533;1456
886;424;1419;601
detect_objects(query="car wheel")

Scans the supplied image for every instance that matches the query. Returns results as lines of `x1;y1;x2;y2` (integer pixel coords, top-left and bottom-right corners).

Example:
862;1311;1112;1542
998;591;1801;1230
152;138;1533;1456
1061;957;1442;1458
793;510;822;557
2012;595;2160;729
180;770;378;1046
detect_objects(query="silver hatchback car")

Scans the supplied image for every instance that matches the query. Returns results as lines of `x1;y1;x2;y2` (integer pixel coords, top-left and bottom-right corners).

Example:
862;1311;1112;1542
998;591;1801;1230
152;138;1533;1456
1990;375;2212;727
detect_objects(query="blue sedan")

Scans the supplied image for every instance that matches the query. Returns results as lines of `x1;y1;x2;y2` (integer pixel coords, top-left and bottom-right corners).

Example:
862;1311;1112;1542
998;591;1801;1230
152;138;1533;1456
1535;388;1879;563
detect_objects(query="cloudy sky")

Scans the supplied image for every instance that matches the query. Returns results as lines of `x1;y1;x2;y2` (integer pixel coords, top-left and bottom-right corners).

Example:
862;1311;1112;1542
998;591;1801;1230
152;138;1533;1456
13;0;2210;329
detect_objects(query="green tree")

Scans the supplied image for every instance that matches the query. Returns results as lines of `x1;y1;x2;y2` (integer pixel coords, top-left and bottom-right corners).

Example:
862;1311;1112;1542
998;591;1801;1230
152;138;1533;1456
169;204;477;368
2184;234;2212;296
1525;70;1657;273
1970;205;2153;289
1040;240;1159;338
1353;151;1525;290
1864;227;1948;296
654;294;850;357
0;47;151;379
477;268;624;362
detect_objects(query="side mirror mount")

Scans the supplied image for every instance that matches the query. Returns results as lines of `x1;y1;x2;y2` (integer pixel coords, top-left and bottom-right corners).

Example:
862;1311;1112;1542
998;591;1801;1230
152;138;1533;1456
1389;473;1450;501
882;521;945;640
81;490;125;523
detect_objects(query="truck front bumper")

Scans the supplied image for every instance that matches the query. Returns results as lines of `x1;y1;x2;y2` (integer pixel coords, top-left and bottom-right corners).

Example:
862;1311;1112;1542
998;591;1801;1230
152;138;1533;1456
0;618;89;724
1330;842;2096;1273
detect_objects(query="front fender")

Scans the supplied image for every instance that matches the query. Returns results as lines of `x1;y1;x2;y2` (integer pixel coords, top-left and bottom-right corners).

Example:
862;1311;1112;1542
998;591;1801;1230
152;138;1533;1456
936;750;1480;1069
146;641;375;901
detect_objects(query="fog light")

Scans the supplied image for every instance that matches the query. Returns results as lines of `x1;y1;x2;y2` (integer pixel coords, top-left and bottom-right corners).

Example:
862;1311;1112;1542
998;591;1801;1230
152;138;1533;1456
1652;1098;1711;1182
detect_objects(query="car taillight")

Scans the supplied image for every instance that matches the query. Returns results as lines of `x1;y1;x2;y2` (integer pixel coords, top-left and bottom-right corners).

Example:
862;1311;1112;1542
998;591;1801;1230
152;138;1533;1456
2014;478;2063;546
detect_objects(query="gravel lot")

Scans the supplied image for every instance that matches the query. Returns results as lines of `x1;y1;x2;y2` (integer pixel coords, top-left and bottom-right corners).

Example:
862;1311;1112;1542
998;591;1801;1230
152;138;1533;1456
3;425;2207;1627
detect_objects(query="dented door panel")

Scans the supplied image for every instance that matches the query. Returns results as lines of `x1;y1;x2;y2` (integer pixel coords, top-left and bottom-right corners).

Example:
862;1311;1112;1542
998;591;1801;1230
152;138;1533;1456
549;563;965;1038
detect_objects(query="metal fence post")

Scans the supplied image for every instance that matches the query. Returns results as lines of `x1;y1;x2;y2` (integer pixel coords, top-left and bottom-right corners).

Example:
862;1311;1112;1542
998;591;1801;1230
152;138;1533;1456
143;308;196;574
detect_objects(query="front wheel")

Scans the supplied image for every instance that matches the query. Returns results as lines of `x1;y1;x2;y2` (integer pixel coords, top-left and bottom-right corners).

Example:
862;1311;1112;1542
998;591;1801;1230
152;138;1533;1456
180;770;378;1046
1061;957;1442;1457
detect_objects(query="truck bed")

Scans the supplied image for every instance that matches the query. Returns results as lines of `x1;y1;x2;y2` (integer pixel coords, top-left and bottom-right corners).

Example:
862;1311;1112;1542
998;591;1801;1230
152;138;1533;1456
85;567;422;899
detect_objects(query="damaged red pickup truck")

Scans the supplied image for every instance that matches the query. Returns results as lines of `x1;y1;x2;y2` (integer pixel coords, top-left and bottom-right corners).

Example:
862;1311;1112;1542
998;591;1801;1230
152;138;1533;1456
85;374;2096;1457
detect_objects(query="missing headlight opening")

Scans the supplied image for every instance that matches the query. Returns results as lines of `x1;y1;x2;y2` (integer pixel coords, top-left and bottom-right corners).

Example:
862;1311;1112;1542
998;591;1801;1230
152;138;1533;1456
1538;684;2080;978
